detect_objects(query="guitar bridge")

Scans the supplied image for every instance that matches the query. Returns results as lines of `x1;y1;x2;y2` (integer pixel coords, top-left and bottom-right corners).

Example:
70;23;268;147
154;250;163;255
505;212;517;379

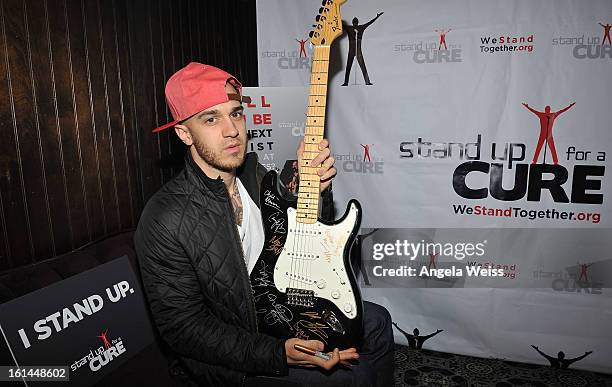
286;288;315;308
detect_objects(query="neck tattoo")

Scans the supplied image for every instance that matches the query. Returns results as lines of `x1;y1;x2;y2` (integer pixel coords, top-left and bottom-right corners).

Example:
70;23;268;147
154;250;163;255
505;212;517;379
231;183;243;226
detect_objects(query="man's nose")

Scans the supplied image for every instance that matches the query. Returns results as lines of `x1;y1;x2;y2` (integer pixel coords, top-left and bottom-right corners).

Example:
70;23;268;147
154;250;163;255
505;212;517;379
222;116;239;137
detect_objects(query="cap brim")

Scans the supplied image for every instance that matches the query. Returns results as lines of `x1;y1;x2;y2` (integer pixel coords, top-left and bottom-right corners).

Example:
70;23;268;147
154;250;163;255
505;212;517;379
152;120;179;133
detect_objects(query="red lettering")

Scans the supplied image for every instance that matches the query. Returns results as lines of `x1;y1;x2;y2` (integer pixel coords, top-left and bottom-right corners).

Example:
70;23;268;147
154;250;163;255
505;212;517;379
261;96;271;108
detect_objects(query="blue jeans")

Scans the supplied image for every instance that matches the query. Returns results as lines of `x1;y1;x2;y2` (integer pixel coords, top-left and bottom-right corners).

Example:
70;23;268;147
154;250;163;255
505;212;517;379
246;301;395;387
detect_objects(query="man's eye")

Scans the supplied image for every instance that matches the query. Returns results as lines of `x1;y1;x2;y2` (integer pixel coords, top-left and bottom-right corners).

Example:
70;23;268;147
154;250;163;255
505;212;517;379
231;111;244;118
205;117;217;124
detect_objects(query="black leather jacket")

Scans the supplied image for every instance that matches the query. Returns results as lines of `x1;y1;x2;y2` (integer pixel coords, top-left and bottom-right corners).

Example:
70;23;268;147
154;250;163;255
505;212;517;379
135;152;332;386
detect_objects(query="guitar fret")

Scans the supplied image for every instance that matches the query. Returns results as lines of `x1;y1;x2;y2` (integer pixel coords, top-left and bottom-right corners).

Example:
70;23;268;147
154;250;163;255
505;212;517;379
298;192;319;197
297;199;319;205
302;150;319;160
296;208;318;214
304;137;323;144
300;174;320;181
299;166;319;174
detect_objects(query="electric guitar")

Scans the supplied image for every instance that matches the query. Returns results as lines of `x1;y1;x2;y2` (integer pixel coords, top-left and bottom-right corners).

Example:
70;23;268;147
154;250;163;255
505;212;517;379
250;0;363;351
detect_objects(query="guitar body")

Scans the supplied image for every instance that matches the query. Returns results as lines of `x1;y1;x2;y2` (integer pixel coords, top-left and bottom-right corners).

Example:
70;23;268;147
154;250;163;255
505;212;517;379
250;171;363;351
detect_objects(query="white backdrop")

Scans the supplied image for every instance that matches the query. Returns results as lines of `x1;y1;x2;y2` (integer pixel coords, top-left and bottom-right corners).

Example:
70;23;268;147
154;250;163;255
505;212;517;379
254;0;612;373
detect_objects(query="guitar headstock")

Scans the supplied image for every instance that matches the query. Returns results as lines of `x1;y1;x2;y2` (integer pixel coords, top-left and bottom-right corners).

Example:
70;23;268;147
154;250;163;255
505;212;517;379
308;0;347;46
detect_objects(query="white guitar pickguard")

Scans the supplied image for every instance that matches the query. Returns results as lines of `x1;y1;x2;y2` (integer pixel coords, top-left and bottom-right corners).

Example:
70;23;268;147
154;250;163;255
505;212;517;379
273;203;359;319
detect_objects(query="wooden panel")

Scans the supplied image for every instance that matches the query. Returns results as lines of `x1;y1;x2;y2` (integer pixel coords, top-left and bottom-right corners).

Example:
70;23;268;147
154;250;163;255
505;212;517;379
65;0;105;241
46;0;91;249
4;0;53;260
112;0;139;227
126;0;160;203
0;0;259;271
82;0;119;234
26;0;73;257
0;0;29;268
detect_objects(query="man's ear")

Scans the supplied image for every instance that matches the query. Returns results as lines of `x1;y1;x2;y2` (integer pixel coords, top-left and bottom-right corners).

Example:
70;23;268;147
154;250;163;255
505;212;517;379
174;124;193;146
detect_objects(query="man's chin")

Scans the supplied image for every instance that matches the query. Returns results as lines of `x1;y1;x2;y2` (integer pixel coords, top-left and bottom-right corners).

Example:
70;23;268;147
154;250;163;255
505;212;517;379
216;153;246;171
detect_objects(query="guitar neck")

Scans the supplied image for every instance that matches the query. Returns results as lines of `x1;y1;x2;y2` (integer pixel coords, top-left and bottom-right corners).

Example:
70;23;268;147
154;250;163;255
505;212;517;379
297;45;330;224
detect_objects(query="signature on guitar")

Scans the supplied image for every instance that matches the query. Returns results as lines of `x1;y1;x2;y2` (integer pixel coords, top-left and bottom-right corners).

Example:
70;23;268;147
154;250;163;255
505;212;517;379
264;190;281;211
255;291;294;330
268;212;287;234
253;262;275;288
266;235;284;256
294;318;330;344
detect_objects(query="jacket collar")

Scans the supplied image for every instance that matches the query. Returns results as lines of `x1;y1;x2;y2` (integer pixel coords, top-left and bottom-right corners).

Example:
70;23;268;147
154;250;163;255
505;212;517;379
184;150;259;199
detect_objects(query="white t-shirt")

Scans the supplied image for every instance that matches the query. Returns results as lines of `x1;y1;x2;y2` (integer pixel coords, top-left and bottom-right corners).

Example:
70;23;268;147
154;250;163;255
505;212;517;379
235;179;264;275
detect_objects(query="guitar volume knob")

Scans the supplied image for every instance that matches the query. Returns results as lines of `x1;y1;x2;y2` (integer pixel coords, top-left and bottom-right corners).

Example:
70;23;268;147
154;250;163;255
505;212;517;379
331;289;340;299
343;303;353;313
317;279;326;289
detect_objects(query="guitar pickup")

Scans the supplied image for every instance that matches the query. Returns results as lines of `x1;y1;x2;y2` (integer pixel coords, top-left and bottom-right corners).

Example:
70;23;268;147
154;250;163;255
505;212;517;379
287;288;316;308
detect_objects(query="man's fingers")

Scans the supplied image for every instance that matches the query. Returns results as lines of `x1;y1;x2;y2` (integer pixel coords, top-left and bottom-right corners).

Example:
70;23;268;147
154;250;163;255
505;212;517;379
317;157;335;176
317;138;329;150
319;167;337;182
311;147;331;167
318;348;341;371
339;348;359;361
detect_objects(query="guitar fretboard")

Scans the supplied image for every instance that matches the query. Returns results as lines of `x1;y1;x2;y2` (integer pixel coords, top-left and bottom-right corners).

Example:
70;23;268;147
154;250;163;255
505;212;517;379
297;45;330;224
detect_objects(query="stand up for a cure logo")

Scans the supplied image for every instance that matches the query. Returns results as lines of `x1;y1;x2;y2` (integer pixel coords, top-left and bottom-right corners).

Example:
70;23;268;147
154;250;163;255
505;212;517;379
16;281;135;350
246;95;276;168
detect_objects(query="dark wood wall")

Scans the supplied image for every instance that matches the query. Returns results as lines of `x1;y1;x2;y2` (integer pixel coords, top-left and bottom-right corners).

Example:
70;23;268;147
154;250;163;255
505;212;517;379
0;0;258;271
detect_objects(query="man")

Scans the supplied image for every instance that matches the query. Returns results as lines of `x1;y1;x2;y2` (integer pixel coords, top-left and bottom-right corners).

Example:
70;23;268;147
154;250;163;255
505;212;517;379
531;346;592;369
135;62;394;386
341;13;383;86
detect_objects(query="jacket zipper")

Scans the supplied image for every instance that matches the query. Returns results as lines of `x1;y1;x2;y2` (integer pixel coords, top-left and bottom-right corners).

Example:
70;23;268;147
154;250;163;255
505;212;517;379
225;188;259;333
226;193;259;387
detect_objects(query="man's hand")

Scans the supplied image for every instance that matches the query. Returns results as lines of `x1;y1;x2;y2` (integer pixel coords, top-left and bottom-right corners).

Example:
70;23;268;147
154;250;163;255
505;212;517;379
297;139;336;193
285;338;358;370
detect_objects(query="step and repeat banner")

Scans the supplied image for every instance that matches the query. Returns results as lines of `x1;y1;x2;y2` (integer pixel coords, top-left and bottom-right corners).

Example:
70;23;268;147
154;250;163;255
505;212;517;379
254;0;612;373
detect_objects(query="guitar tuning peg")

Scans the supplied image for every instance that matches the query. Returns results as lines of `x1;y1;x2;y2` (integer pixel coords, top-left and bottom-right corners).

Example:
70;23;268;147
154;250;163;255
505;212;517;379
309;31;314;38
319;7;323;13
322;0;327;5
316;15;321;21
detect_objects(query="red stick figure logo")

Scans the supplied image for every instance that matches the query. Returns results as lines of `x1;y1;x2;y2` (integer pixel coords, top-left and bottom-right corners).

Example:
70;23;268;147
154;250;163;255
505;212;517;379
361;144;372;162
522;102;575;165
97;329;112;349
428;253;438;270
296;38;309;58
435;29;451;50
599;22;611;45
578;262;593;282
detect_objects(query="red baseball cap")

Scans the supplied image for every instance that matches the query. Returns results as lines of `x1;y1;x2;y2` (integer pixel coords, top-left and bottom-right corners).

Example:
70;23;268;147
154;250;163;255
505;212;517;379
152;62;250;133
